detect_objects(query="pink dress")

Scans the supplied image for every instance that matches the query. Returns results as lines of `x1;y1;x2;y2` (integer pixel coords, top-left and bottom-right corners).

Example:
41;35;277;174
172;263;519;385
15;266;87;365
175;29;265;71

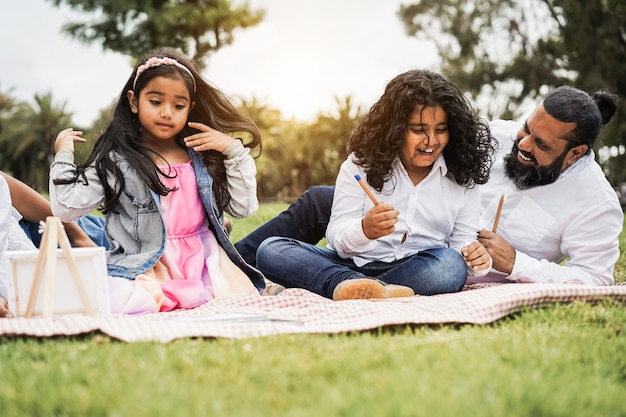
109;161;232;314
156;161;214;311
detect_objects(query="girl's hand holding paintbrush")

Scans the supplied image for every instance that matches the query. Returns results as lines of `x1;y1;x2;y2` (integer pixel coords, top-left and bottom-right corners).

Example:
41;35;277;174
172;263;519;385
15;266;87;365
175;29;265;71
361;203;399;239
354;174;399;239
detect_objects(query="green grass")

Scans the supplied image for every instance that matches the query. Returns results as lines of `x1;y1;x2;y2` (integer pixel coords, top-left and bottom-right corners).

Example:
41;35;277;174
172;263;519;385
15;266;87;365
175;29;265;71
227;202;289;243
1;205;625;417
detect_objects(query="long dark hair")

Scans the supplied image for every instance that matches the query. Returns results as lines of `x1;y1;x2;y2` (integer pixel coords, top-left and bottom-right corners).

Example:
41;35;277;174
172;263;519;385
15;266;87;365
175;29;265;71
543;86;620;153
348;69;495;191
56;47;261;214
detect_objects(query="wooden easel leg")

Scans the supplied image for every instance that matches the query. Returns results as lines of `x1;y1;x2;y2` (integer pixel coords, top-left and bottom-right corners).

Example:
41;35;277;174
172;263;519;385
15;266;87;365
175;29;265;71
42;218;58;320
56;219;95;316
24;217;97;318
25;221;50;318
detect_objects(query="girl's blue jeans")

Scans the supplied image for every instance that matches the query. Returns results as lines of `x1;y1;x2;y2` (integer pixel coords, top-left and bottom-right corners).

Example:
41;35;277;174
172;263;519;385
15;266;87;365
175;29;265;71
256;237;467;299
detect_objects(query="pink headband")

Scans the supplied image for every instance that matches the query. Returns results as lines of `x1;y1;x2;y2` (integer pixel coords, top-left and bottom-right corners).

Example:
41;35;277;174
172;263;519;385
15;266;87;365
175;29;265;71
133;56;196;92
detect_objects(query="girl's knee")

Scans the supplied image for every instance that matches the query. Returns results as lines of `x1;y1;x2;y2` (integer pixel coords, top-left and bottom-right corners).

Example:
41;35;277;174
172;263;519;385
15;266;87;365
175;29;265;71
435;248;465;269
434;249;467;289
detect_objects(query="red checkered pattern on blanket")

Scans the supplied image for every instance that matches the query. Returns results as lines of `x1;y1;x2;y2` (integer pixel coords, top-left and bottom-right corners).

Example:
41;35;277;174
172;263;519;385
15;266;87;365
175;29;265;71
1;282;625;342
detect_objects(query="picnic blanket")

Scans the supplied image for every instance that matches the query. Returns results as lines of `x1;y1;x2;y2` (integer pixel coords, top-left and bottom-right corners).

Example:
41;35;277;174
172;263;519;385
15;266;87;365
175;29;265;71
2;282;625;342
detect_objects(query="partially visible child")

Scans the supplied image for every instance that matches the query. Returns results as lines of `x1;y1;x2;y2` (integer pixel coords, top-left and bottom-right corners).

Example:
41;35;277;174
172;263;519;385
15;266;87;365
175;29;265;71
256;69;496;300
0;174;12;317
0;171;103;318
1;171;104;250
50;47;263;314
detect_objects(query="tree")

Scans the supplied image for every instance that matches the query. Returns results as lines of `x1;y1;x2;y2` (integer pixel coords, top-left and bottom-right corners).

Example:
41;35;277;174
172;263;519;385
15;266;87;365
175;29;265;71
47;0;265;69
237;95;362;200
305;96;363;187
398;0;626;183
271;96;362;197
237;96;289;199
0;92;72;191
0;86;19;173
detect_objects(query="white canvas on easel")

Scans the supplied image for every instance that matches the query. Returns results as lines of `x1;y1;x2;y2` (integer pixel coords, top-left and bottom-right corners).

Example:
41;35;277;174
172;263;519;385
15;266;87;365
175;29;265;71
6;217;110;318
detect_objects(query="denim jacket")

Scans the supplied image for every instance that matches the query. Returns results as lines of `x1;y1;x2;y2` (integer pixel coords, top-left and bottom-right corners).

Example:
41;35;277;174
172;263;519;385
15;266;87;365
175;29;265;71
50;143;265;291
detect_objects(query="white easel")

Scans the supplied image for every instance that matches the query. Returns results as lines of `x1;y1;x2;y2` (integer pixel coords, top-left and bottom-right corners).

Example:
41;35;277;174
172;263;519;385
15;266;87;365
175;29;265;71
24;217;95;319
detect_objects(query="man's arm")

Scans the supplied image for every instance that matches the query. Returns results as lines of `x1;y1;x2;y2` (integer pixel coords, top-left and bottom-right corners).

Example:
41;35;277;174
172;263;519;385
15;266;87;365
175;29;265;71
479;199;623;285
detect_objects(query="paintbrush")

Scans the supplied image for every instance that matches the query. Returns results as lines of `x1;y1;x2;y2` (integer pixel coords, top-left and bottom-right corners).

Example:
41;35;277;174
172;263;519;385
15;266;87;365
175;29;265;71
354;174;408;244
492;195;504;233
354;174;380;206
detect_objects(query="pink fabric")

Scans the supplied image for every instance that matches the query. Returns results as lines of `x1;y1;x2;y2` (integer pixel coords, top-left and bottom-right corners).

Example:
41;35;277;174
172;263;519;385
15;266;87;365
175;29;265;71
108;277;158;315
156;161;214;311
110;162;217;314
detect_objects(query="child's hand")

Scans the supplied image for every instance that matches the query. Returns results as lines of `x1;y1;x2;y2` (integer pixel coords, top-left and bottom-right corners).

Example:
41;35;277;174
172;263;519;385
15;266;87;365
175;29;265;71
185;122;235;153
361;203;399;240
0;297;13;318
55;128;86;153
462;240;492;271
478;229;516;274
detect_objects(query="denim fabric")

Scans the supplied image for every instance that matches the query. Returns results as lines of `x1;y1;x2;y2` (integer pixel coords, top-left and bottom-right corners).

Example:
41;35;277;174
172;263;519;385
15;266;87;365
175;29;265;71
19;215;109;250
256;236;468;299
50;149;265;290
51;150;166;278
235;185;334;267
188;152;266;291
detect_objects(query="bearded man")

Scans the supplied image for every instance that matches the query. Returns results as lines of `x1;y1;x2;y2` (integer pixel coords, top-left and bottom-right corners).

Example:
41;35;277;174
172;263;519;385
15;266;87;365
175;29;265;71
474;86;623;284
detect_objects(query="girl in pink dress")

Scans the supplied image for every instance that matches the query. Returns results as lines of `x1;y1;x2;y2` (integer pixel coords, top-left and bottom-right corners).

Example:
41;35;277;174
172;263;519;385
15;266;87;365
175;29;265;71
50;47;264;314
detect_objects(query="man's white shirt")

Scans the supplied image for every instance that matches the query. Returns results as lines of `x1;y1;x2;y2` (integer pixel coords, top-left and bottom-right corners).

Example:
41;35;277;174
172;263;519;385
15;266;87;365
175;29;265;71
474;119;623;285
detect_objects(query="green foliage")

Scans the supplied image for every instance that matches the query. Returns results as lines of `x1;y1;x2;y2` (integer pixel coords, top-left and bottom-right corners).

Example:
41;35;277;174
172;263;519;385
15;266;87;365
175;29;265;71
47;0;265;69
0;91;72;192
398;0;626;184
238;95;363;199
226;201;287;243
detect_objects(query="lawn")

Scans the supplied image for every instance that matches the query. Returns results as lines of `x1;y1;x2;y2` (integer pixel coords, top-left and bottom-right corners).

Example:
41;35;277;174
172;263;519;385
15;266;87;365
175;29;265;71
1;204;624;417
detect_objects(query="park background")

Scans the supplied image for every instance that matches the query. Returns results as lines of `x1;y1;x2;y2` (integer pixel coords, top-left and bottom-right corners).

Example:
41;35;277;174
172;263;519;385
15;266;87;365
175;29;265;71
1;0;625;202
1;2;625;415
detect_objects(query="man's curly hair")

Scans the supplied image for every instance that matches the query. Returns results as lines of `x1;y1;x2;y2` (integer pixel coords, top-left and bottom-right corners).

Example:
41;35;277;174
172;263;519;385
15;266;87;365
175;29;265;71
347;69;496;192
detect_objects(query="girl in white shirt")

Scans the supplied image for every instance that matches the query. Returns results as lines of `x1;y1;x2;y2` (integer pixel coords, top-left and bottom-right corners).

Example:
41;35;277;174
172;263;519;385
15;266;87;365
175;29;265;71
255;69;497;300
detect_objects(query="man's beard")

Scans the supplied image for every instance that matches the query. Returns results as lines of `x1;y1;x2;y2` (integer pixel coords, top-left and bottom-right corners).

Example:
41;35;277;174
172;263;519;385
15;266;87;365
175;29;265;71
503;140;568;189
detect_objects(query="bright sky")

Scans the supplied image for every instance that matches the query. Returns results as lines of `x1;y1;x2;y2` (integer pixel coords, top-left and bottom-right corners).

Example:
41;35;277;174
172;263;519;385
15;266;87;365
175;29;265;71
1;0;439;126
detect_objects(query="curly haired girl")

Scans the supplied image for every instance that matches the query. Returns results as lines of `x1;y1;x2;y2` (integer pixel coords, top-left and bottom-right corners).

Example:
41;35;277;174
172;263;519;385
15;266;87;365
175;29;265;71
256;69;497;300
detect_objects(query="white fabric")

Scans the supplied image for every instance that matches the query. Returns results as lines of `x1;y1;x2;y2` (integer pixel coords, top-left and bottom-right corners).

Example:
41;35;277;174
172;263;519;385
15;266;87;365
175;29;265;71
7;207;36;252
327;153;485;275
0;177;37;299
0;176;10;298
475;119;623;285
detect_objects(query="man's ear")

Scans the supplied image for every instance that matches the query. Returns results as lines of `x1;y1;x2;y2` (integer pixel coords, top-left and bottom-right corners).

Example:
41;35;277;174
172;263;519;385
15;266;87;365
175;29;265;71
127;90;138;114
566;144;588;165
